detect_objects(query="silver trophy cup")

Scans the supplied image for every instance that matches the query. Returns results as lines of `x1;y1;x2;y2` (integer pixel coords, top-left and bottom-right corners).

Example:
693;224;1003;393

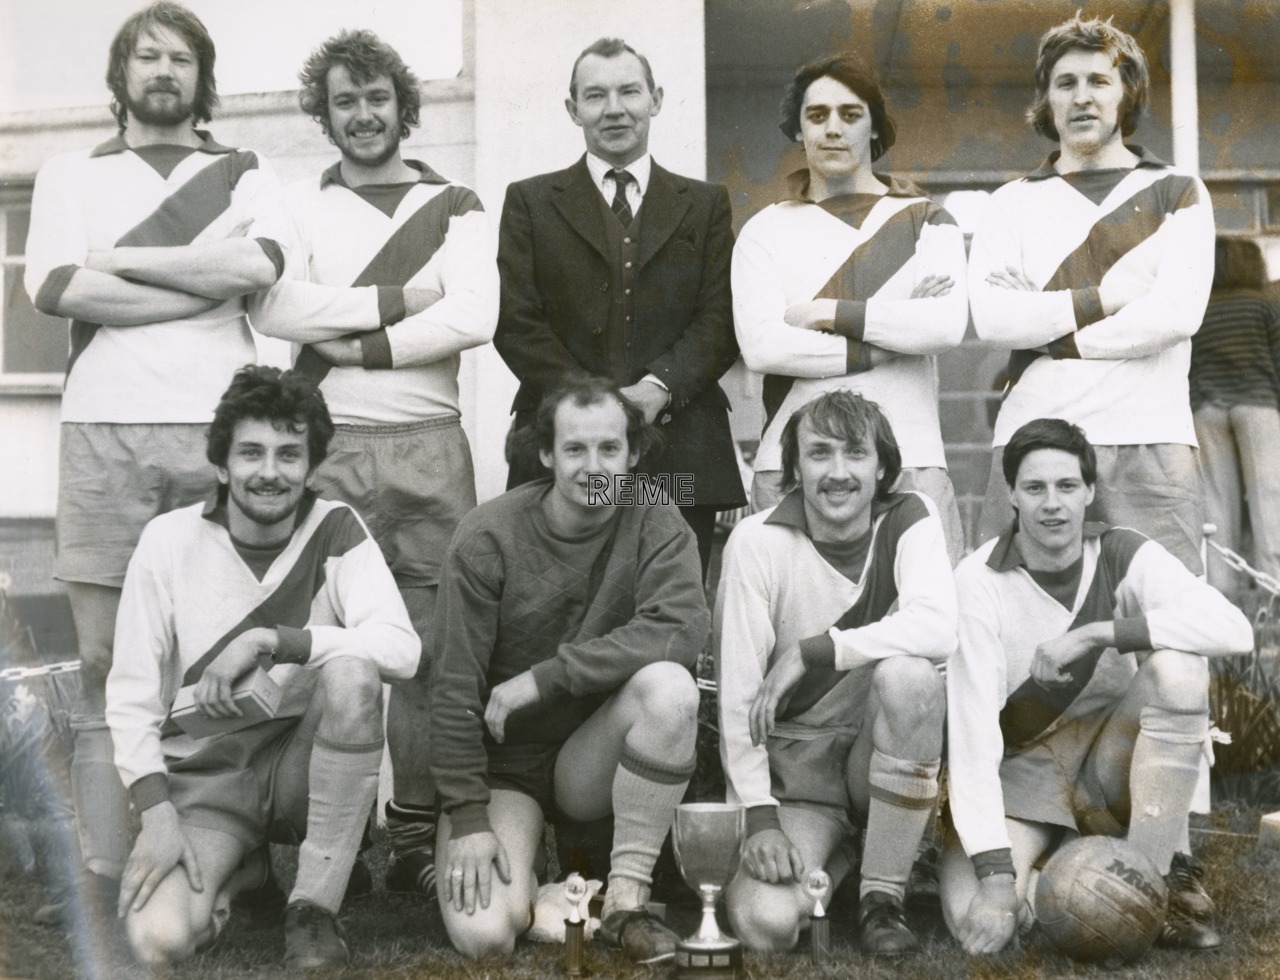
672;803;745;978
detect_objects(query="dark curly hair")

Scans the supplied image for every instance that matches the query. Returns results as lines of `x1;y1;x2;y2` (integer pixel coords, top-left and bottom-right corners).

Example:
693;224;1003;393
1027;14;1150;142
206;366;334;471
505;375;663;475
106;2;219;131
779;55;896;162
298;29;421;140
1001;418;1097;489
779;390;901;499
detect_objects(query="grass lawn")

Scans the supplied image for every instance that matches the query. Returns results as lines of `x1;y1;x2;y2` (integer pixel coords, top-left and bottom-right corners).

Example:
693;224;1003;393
2;803;1279;980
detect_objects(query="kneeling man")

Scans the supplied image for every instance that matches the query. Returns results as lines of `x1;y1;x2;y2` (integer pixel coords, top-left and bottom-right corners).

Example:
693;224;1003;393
942;418;1252;955
716;389;955;956
430;376;707;963
106;366;419;968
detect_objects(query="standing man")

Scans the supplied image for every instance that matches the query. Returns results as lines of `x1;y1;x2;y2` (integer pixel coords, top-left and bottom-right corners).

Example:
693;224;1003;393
430;377;706;964
941;419;1250;954
732;56;968;562
494;37;744;578
107;366;419;968
969;14;1215;574
249;29;498;897
24;0;284;909
716;390;955;957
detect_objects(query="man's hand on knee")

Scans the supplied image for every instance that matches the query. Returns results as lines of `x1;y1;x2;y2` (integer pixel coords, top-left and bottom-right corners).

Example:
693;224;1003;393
958;873;1018;956
742;828;804;885
119;802;203;916
444;830;512;914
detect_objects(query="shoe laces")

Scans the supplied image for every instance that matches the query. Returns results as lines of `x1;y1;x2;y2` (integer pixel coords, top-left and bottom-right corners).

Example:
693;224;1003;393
1167;853;1205;890
861;894;907;929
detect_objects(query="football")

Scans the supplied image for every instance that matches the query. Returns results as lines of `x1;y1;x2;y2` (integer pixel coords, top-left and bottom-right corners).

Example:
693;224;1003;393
1034;836;1168;964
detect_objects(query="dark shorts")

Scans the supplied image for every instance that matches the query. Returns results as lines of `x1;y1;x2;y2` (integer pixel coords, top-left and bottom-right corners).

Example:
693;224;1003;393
485;740;566;824
56;423;215;587
166;716;309;847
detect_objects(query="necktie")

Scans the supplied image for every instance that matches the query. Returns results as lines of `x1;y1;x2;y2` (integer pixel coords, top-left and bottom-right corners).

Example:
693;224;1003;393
609;169;635;227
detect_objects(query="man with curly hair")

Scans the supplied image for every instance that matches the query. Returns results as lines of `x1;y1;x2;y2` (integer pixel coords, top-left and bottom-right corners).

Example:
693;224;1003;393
250;29;498;899
106;366;418;968
23;1;284;929
732;55;969;563
969;15;1215;575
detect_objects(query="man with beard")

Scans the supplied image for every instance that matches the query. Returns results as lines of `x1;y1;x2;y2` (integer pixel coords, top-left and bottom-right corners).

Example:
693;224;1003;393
24;1;284;924
968;15;1215;575
249;29;498;899
715;390;955;957
107;366;419;968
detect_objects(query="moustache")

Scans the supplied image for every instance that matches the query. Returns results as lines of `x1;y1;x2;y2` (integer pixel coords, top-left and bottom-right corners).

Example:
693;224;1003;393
818;480;860;494
145;83;182;95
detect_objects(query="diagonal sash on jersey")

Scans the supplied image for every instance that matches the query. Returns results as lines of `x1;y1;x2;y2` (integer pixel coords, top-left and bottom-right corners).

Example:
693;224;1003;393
159;507;366;736
292;185;482;385
66;150;263;382
998;528;1147;750
1002;174;1200;397
761;200;938;436
778;494;916;722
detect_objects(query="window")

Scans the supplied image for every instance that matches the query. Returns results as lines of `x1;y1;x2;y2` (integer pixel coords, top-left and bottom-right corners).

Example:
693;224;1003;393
1;190;66;392
1266;185;1280;233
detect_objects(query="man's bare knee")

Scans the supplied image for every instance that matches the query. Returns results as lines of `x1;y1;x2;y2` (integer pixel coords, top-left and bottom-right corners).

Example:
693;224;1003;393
1142;649;1209;715
625;662;699;730
318;657;384;738
126;905;200;965
728;882;802;953
873;656;945;719
446;904;529;959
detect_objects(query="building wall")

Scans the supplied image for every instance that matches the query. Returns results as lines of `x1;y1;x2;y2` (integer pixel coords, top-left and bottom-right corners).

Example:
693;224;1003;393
708;64;1280;547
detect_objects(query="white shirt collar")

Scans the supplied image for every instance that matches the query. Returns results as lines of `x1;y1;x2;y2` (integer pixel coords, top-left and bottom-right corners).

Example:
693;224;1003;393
586;152;652;199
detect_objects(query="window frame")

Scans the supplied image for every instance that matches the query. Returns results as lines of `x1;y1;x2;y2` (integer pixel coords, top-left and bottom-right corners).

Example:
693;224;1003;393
0;182;65;395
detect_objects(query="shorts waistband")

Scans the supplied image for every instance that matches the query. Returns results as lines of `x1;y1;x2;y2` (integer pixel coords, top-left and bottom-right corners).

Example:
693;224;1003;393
336;416;461;436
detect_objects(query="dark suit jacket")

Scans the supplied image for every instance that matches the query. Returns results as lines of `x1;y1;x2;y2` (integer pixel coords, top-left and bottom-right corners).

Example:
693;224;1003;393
495;156;746;507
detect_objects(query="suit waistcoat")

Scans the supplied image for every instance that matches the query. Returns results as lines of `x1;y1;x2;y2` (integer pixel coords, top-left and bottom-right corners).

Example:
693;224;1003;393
596;190;642;381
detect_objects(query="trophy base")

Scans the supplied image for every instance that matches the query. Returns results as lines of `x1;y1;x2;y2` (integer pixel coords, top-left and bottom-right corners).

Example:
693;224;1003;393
673;939;743;979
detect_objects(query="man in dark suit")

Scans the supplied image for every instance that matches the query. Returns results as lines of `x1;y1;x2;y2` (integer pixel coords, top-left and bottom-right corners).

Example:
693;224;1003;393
494;36;744;577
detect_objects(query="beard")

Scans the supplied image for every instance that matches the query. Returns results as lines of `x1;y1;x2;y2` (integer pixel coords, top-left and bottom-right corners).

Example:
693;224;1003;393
227;482;301;529
125;86;196;128
332;125;403;170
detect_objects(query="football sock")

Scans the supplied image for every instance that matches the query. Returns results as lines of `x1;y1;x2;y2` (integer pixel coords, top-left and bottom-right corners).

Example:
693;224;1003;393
1128;705;1207;876
607;746;695;904
860;749;940;903
70;717;129;879
385;799;436;853
292;734;383;914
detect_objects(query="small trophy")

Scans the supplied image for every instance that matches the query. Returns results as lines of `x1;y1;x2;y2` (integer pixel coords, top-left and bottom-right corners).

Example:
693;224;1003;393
805;869;832;962
672;803;745;979
563;873;588;978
